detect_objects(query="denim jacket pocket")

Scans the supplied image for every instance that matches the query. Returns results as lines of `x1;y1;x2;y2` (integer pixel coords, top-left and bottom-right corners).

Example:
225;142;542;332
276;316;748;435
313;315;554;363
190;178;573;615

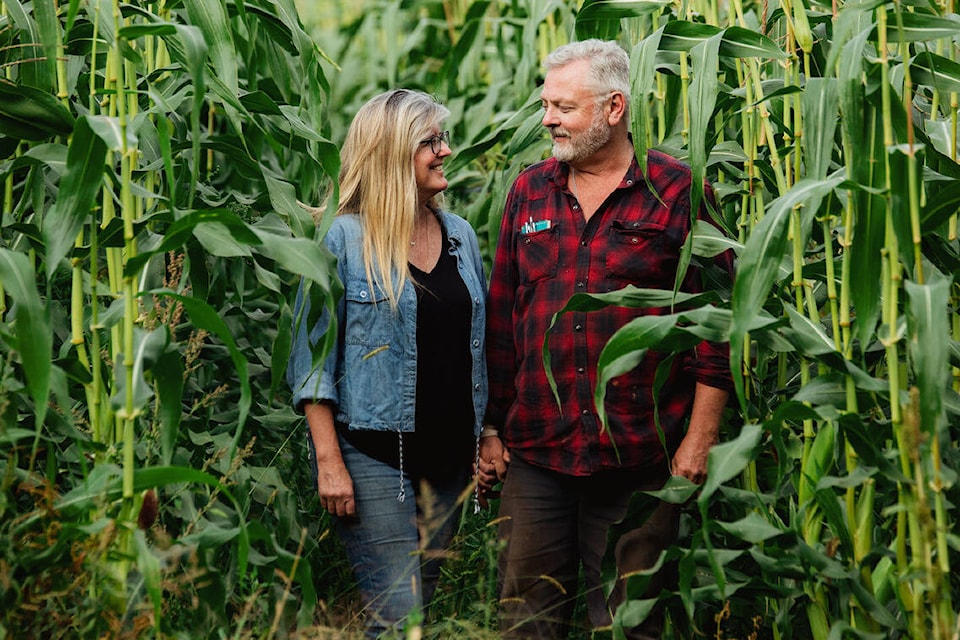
343;278;395;344
517;224;560;286
340;277;408;427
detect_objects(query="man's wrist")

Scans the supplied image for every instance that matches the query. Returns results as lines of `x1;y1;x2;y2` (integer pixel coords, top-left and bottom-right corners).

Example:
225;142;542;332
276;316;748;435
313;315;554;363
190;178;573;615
480;426;499;438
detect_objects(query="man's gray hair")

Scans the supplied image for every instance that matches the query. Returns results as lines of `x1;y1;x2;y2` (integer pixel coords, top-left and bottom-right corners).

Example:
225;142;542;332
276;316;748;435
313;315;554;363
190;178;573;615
544;39;631;101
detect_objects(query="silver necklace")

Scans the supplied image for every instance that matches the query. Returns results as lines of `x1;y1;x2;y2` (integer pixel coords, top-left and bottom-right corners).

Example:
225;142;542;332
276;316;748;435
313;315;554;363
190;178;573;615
410;214;429;246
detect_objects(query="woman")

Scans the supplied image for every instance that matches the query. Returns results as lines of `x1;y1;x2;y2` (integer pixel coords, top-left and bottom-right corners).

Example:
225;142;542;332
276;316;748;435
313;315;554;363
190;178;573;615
287;89;487;637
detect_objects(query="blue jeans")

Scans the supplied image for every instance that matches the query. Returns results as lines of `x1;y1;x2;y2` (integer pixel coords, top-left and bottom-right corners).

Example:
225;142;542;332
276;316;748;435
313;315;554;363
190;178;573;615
331;435;468;638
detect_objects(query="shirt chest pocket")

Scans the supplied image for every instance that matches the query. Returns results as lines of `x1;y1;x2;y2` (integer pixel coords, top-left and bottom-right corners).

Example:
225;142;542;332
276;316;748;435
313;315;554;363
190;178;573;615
604;220;682;286
343;279;398;346
517;225;559;286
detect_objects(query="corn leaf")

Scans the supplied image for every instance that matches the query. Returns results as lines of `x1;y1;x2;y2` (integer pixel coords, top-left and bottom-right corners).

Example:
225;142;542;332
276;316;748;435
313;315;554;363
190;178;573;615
659;22;788;59
905;268;952;437
0;249;51;428
154;349;184;467
715;511;786;544
910;51;960;94
680;35;722;297
872;13;960;43
0;82;74;140
29;0;60;88
630;28;664;178
575;0;672;40
801;78;840;181
42;116;108;280
110;327;169;413
182;0;237;94
730;175;845;407
1;0;50;89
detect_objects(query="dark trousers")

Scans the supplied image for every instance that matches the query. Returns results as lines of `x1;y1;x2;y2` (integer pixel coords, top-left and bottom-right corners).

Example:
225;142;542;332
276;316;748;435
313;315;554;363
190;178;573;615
497;456;679;640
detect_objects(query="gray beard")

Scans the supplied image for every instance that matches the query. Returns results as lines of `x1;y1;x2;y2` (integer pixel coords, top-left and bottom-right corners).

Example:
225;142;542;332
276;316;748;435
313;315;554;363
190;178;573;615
551;114;612;163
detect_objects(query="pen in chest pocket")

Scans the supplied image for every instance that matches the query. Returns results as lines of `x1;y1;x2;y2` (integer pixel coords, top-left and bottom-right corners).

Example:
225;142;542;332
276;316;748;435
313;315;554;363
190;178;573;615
520;217;553;234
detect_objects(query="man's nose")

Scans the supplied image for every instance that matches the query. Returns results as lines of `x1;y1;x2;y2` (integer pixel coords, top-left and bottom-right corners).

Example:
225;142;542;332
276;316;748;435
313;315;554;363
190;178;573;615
542;106;559;127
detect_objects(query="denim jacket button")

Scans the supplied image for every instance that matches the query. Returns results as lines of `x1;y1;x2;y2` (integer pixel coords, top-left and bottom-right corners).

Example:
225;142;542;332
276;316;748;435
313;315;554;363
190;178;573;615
473;339;480;347
360;290;367;298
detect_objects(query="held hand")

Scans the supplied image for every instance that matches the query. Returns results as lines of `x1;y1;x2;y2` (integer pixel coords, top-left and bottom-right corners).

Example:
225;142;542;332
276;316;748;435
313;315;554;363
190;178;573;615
670;429;717;485
316;456;356;517
475;435;510;506
477;435;510;484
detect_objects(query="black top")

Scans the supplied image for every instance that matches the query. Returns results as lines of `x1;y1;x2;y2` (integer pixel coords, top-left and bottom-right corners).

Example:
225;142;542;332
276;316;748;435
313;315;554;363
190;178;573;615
340;225;475;483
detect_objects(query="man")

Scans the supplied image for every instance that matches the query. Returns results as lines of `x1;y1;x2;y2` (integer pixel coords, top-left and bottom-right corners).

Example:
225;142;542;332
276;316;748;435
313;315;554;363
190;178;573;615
477;39;733;639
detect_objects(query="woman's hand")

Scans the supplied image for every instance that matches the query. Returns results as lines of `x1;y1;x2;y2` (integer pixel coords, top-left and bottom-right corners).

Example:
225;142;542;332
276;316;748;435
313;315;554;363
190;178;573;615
475;431;510;506
304;401;356;517
316;453;356;517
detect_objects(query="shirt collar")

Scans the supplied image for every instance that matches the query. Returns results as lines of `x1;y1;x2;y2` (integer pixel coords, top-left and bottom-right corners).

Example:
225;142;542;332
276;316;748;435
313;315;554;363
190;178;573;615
549;153;644;192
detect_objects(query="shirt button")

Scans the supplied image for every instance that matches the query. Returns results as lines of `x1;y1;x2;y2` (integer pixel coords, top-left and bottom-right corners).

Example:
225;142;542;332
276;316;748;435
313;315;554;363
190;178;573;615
576;282;584;288
631;237;639;244
580;240;587;247
581;408;590;416
627;179;634;185
575;324;583;332
577;367;585;374
573;204;579;210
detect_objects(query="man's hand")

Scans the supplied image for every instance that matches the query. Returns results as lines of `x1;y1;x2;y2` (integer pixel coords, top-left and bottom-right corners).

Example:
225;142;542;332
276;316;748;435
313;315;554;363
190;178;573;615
670;383;728;484
670;429;716;484
475;431;510;507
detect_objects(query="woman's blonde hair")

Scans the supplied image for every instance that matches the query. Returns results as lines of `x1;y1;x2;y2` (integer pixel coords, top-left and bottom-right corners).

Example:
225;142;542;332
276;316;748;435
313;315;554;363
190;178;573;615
337;89;450;309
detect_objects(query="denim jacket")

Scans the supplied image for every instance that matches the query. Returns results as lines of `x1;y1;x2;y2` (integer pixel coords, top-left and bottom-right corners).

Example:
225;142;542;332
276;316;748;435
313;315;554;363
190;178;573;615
287;211;488;437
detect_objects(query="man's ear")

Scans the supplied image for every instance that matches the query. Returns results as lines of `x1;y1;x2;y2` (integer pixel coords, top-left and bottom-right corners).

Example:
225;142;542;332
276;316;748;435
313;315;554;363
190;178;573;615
607;91;628;125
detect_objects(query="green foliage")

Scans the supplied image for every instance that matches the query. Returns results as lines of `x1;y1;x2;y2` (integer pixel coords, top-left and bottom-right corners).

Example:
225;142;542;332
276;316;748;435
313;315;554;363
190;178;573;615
3;0;960;638
1;0;343;634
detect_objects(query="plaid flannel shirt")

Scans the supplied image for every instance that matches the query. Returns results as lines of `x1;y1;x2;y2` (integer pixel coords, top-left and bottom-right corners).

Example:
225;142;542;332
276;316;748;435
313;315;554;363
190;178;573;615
485;150;734;475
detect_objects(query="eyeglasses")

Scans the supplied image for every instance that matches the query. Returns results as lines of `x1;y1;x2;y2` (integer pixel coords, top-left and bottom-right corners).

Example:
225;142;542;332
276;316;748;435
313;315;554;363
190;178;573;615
419;130;450;155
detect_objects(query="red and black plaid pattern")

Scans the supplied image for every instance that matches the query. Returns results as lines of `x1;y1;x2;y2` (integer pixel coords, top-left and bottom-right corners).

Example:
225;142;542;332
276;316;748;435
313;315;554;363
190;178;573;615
485;150;733;475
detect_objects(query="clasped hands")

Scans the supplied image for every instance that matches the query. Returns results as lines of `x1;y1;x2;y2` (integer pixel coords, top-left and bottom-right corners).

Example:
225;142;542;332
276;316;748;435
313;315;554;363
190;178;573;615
475;429;510;507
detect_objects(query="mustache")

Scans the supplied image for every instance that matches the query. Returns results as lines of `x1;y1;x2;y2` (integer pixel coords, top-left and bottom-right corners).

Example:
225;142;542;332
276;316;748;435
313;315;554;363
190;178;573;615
549;126;571;139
